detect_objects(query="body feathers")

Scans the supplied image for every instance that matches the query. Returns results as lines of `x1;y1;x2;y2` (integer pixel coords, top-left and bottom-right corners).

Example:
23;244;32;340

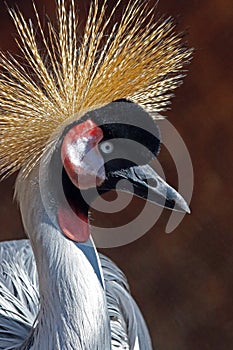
0;240;152;350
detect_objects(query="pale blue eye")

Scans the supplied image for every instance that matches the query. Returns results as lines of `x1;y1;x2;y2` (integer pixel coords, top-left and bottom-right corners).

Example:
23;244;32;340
100;141;114;154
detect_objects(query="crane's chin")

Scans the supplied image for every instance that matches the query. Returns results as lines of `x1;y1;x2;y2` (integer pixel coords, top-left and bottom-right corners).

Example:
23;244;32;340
57;205;90;242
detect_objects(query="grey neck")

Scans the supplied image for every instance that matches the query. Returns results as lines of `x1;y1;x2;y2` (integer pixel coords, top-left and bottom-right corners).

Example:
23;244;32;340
16;167;111;349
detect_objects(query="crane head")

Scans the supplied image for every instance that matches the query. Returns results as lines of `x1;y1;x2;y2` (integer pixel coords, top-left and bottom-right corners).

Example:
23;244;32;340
56;100;190;244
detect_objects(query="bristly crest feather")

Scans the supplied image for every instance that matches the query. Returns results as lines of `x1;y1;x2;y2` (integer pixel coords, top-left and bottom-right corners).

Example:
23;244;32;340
0;0;192;179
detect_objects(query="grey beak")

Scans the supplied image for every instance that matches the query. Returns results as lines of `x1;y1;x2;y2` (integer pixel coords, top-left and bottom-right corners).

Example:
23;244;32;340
106;164;190;213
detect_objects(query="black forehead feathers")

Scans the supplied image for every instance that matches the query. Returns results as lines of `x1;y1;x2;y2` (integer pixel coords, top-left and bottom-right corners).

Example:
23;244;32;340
80;100;161;157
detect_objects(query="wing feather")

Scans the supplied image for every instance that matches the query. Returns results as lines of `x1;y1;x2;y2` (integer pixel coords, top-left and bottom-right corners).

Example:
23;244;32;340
100;254;153;350
0;240;39;349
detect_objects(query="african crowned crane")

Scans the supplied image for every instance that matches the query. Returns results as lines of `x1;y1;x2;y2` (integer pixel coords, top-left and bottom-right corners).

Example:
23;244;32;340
0;0;192;349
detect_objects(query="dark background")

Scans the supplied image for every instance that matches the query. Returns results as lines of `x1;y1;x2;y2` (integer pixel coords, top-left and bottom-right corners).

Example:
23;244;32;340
0;1;232;349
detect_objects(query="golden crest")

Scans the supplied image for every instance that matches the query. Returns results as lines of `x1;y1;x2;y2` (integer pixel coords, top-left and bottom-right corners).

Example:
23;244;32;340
0;0;192;179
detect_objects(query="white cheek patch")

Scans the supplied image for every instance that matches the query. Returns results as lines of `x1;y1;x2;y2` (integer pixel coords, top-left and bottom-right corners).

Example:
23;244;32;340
64;137;106;189
67;137;89;165
61;119;106;190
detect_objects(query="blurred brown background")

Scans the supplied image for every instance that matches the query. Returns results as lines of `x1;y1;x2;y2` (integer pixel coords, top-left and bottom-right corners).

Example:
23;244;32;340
0;0;232;349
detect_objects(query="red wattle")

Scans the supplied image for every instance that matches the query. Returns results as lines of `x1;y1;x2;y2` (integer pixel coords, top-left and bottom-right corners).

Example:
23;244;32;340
57;206;89;243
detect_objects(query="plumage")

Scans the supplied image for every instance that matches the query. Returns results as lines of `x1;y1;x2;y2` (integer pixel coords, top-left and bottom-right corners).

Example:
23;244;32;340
0;0;192;349
0;240;151;350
